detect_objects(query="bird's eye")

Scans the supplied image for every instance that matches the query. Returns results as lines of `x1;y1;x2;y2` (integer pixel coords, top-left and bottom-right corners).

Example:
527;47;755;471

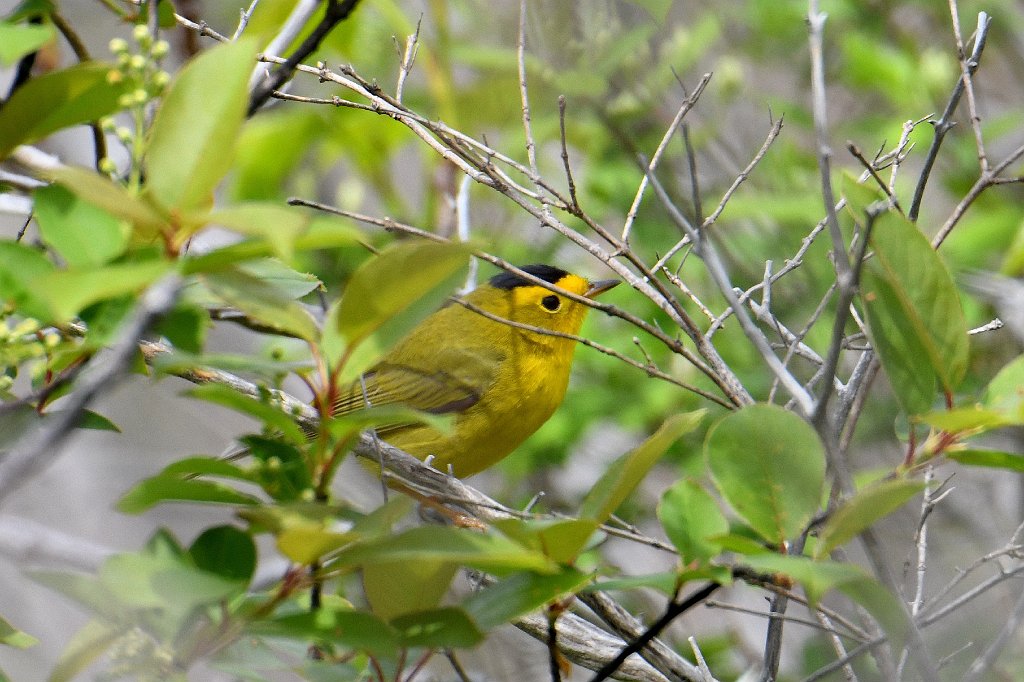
540;295;561;312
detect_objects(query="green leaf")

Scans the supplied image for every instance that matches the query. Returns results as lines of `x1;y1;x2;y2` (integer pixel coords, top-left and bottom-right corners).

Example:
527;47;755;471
363;560;458;621
238;258;322;298
706;404;825;545
186;383;307;444
840;170;885;218
860;210;969;414
332;525;556;575
325;241;469;375
464;569;592;629
0;62;127;159
145;39;257;212
44;409;121;432
33;184;128;267
242;435;314;501
202;267;319;342
161;456;253;480
983;354;1024;421
392;607;485;649
181;218;362;273
947;449;1024;472
117;476;261;513
249;608;398;657
156;302;207;354
492;518;599;564
586;567;731;595
48;620;125;682
189;525;256;583
581;411;704;523
0;613;37;648
207;204;311;261
915;406;1015;432
742;554;906;647
0;240;56;321
658;478;729;564
274;522;354;565
814;479;925;558
48;166;166;234
0;20;54;65
39;259;171;322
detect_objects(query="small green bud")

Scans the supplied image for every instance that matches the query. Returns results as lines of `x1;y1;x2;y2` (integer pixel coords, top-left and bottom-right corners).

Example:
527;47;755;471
132;88;148;105
106;69;123;85
132;24;151;46
12;318;39;337
129;54;146;71
117;52;131;67
100;117;117;133
117;93;135;108
151;40;170;60
266;456;282;470
98;157;117;175
0;376;13;392
109;38;129;54
151;71;170;90
300;488;316;502
44;333;60;348
116;126;133;144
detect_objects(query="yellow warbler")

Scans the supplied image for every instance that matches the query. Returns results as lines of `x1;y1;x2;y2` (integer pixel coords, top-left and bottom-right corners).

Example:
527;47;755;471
334;264;618;477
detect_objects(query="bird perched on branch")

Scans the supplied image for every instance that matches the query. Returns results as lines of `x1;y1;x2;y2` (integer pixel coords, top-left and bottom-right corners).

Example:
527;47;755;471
334;264;619;477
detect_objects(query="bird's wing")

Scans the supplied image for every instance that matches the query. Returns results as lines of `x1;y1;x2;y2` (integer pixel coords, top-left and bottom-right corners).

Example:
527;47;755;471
332;345;503;424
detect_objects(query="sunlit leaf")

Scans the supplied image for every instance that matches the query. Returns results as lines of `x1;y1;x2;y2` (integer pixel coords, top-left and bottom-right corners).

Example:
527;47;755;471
0;20;54;65
145;39;257;212
325;241;470;376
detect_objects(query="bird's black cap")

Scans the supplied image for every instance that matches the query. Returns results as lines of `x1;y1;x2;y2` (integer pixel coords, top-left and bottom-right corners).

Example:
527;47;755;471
489;264;569;290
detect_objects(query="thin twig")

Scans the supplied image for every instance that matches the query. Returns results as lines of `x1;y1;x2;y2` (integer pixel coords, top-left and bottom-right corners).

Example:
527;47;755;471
621;74;712;242
908;11;991;221
247;0;363;115
645;164;815;417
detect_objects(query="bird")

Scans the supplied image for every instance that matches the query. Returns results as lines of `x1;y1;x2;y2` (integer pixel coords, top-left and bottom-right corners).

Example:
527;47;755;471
333;264;619;477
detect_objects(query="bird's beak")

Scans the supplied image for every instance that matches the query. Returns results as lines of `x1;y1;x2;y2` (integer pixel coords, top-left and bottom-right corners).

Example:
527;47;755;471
585;278;620;298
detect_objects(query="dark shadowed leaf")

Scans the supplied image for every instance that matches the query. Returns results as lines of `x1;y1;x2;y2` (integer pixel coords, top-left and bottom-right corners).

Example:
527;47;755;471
860;211;969;414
